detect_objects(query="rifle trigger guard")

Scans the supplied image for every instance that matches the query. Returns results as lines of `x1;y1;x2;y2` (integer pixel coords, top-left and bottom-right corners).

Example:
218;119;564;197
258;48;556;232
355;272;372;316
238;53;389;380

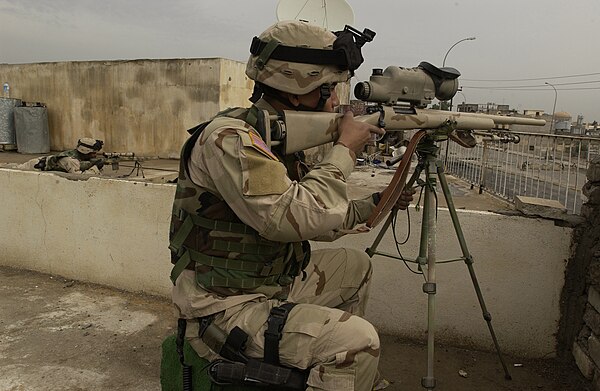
377;105;386;128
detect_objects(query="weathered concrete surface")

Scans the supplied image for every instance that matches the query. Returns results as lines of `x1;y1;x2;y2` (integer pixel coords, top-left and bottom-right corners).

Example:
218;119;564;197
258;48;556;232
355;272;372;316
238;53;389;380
0;165;572;358
314;207;571;359
515;195;568;220
0;168;175;297
0;266;590;391
0;59;352;159
0;266;174;391
0;59;252;157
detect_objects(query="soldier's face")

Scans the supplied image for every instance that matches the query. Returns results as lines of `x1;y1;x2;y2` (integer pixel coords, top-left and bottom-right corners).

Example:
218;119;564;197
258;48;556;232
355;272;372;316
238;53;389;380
296;83;339;113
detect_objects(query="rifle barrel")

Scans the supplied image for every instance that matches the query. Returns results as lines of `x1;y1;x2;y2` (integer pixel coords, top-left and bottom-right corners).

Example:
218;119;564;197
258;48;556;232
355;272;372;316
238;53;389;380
429;110;546;126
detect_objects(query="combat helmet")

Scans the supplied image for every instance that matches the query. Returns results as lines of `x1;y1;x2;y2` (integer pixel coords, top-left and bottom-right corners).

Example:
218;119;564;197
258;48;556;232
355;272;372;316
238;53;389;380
246;20;375;107
76;138;104;154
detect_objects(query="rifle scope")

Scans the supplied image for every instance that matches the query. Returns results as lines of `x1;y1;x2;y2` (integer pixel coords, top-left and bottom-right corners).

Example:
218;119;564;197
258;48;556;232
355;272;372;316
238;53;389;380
354;62;460;108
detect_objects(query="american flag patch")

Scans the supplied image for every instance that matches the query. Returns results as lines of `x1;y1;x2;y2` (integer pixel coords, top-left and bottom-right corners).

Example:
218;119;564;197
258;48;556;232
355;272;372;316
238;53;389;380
248;131;278;161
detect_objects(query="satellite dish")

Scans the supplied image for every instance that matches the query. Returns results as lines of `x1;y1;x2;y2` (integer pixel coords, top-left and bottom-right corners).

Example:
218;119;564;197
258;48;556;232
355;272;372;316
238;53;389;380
276;0;354;31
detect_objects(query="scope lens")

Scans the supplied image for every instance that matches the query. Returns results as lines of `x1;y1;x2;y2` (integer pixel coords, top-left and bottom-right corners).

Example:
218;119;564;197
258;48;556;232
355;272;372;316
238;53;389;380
354;82;371;100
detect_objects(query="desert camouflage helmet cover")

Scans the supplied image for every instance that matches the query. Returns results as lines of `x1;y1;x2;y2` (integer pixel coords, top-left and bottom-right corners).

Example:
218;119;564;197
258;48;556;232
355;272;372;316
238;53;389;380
76;138;103;154
246;21;350;95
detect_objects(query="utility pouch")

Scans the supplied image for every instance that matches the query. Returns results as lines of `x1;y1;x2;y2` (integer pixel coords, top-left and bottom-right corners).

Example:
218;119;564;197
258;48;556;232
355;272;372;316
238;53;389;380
208;358;307;390
199;316;249;364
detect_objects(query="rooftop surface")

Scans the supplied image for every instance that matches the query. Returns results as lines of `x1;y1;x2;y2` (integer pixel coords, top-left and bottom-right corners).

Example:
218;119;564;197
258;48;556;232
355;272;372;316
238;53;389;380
0;266;589;391
0;150;590;390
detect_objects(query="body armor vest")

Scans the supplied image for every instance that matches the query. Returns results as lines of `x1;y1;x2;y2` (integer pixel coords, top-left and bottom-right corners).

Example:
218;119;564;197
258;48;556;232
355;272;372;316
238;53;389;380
169;107;310;298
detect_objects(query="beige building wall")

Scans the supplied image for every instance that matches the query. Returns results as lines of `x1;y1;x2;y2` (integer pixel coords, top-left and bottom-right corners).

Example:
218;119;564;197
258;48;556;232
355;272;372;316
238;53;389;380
0;59;254;157
1;59;351;157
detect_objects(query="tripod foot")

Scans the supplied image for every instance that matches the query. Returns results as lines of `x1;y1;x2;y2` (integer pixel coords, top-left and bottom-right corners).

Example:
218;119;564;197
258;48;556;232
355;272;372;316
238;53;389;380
421;376;436;389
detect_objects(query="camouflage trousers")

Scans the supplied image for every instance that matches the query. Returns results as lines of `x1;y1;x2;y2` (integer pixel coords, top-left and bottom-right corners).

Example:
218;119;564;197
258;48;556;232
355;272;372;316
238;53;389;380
181;247;379;391
16;157;101;174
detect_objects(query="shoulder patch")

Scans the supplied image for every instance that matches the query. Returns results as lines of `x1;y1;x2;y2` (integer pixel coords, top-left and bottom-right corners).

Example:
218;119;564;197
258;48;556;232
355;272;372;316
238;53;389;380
248;131;278;161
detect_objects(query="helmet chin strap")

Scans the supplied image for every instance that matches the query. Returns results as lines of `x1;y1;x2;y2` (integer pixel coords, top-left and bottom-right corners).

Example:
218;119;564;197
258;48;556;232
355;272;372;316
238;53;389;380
252;83;331;112
313;84;332;111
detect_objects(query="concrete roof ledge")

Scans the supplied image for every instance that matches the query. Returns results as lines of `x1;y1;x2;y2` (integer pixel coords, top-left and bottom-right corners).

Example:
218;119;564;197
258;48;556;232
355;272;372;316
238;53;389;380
515;195;566;217
513;195;584;228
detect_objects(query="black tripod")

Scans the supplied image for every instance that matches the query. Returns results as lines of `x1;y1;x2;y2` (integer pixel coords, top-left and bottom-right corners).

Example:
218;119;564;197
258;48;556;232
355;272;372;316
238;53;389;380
366;133;511;390
118;158;145;178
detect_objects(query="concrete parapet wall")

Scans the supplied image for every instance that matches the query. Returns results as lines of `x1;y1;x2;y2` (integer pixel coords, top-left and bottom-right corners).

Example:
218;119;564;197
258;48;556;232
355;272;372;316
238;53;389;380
313;209;571;358
0;168;174;296
0;168;571;357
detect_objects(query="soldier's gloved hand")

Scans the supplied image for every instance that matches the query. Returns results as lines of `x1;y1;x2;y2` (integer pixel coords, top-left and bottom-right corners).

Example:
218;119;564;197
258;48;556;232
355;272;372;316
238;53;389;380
375;187;416;210
335;111;385;158
93;159;105;170
395;188;417;209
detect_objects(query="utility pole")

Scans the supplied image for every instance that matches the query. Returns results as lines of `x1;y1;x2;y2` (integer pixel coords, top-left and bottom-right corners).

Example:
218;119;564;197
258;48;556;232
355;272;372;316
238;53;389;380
545;82;558;134
443;37;476;111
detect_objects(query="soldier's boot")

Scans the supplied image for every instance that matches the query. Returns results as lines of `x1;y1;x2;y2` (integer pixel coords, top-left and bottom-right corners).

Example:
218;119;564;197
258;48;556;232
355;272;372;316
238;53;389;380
372;370;391;390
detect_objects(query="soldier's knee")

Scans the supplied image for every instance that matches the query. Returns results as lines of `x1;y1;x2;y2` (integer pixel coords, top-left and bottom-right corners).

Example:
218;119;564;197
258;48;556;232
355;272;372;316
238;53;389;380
334;313;380;351
356;316;379;348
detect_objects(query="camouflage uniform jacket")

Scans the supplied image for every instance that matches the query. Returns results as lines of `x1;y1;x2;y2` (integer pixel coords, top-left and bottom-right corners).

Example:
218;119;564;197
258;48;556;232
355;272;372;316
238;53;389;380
172;99;377;318
40;149;98;173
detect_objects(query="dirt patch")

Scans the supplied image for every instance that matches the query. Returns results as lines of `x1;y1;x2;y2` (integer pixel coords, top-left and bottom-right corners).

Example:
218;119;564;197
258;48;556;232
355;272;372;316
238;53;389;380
0;266;590;390
0;266;174;391
378;335;590;390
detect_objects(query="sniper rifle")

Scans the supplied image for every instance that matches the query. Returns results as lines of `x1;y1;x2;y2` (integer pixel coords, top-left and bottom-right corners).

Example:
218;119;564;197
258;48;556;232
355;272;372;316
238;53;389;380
254;62;545;155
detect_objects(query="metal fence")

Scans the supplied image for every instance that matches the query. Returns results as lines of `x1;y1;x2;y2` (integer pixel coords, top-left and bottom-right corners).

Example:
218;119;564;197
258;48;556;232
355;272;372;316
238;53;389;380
444;131;600;215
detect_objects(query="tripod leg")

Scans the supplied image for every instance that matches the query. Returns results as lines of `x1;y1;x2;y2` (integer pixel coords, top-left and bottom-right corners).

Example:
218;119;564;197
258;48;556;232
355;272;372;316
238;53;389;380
366;161;424;258
365;211;396;258
134;160;145;178
436;162;512;380
421;161;437;390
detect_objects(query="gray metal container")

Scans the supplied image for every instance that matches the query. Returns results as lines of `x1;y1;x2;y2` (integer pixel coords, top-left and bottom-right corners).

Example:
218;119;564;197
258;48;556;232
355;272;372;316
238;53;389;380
0;97;22;144
14;106;50;154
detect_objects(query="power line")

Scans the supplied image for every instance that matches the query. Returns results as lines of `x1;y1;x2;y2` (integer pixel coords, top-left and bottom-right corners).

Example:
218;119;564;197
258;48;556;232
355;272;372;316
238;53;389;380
462;86;600;91
462;80;600;89
462;72;600;82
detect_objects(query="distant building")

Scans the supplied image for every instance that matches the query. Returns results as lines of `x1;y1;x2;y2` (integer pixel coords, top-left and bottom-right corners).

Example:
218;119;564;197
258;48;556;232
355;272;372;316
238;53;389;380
457;103;478;113
457;102;512;115
524;109;545;117
571;114;586;135
587;123;600;137
497;104;511;114
553;111;572;134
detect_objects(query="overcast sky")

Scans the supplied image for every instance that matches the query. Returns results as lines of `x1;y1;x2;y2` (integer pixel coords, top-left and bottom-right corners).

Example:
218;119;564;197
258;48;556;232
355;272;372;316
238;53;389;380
1;0;599;121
